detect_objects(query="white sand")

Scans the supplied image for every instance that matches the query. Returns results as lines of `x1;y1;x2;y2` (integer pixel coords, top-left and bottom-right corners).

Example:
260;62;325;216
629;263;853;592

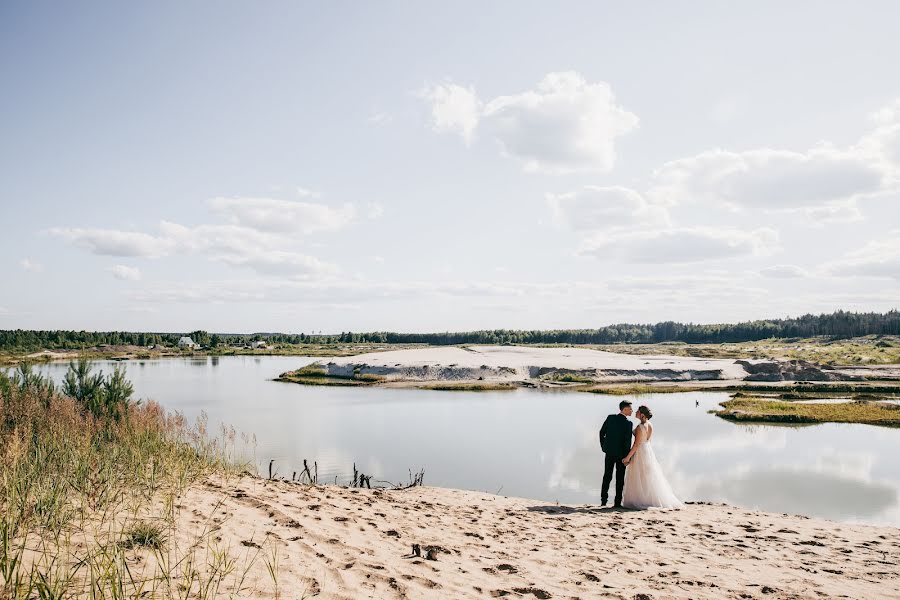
321;345;751;382
149;475;900;599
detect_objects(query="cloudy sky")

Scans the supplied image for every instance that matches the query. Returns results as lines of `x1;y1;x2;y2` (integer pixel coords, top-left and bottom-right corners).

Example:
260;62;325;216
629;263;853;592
1;2;898;333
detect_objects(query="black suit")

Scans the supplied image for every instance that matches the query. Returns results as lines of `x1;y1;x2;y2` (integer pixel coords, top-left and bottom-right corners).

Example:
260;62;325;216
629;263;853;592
598;413;633;506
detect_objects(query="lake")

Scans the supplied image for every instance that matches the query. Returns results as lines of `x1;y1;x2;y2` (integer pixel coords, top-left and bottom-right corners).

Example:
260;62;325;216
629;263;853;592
37;356;900;526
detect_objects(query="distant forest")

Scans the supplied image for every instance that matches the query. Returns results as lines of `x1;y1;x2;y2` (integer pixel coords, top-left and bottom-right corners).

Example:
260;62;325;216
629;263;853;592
1;310;898;352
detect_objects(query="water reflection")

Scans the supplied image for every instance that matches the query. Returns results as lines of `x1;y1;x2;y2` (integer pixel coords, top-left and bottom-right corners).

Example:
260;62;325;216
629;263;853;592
35;357;900;526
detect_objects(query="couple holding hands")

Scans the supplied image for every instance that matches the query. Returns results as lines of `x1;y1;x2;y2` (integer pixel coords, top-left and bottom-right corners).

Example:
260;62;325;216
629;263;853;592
598;400;682;510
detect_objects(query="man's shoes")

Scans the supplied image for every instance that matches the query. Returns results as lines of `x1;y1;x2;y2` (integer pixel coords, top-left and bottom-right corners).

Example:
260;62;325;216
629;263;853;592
600;500;608;507
613;503;622;508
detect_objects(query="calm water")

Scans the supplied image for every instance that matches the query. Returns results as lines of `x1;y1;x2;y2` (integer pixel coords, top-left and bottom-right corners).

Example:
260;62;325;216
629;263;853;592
36;356;900;526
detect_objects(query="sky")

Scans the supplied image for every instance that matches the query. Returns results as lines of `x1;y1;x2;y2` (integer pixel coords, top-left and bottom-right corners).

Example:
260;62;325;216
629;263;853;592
1;1;898;333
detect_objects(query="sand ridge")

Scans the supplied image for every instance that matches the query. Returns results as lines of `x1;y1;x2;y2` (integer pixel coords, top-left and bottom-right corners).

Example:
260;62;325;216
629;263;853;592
156;475;900;599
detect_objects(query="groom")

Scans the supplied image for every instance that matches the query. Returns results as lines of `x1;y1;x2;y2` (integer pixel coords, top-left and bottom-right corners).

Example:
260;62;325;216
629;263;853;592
598;400;634;507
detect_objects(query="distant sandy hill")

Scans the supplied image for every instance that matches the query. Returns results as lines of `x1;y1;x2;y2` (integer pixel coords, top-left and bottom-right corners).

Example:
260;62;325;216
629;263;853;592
315;345;855;385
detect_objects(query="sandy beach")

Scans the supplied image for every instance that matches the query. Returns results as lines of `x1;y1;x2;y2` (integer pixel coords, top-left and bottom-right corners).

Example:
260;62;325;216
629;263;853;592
140;475;900;599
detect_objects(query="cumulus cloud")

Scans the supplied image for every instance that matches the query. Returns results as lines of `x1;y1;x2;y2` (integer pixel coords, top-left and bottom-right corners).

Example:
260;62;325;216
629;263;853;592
760;265;809;279
47;192;384;280
548;185;669;231
650;146;888;210
108;265;142;281
579;227;779;263
47;228;174;258
421;82;481;144
794;201;864;225
207;197;357;234
826;234;900;279
423;71;638;173
20;258;43;272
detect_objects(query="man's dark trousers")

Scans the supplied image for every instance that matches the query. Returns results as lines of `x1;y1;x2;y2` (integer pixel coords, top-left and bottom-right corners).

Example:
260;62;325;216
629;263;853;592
601;454;626;506
599;412;632;506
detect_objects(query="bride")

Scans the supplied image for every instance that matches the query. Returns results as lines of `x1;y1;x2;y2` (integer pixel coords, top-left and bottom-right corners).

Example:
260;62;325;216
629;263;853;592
621;405;682;509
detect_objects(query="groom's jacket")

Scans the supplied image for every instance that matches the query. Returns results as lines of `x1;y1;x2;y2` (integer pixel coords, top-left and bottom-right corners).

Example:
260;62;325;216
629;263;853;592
599;413;633;460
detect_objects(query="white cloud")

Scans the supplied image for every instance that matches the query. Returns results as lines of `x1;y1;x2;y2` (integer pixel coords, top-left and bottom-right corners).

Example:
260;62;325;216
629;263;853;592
108;265;142;281
20;258;43;273
794;201;864;225
861;122;900;169
207;197;356;234
760;264;809;279
650;145;889;210
216;250;339;279
579;226;779;263
870;99;900;125
547;185;668;231
47;227;173;258
826;234;900;279
423;71;638;173
421;82;481;144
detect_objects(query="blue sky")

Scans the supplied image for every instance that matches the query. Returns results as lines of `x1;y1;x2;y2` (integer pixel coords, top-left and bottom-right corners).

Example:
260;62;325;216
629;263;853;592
1;1;898;332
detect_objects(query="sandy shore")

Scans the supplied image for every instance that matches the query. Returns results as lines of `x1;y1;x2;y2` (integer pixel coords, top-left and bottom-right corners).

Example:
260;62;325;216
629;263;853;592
150;475;900;599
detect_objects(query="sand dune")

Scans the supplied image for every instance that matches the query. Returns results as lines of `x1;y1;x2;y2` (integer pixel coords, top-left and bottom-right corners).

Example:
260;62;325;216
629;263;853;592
320;346;754;383
154;475;900;599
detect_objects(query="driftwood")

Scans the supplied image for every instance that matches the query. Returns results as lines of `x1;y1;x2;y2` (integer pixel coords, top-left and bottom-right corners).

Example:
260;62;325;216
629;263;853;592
275;458;423;490
351;463;373;488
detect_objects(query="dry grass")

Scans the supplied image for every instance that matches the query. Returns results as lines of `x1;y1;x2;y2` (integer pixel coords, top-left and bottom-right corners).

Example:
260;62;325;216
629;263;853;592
0;363;278;599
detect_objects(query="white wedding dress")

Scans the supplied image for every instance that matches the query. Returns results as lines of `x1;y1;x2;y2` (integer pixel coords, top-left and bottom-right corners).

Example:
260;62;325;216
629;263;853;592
622;423;682;509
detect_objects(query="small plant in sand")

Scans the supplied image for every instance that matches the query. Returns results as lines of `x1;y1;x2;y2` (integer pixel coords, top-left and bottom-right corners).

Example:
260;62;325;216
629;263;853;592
121;521;166;550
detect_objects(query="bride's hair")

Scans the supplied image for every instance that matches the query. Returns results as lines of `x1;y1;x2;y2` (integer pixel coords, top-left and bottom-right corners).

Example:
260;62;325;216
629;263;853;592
637;405;653;420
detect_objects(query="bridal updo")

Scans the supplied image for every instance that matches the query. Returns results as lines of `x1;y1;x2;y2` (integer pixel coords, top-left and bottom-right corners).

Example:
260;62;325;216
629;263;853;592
637;405;653;420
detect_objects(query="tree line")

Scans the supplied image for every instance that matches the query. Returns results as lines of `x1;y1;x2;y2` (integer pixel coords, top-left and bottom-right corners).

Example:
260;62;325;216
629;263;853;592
1;310;898;352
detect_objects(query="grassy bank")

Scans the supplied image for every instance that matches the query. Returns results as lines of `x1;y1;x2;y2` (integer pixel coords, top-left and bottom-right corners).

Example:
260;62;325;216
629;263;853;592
715;397;900;426
0;363;253;599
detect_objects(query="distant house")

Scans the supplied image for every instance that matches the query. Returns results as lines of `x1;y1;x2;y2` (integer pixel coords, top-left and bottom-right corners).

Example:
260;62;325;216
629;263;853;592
178;336;199;350
251;340;268;349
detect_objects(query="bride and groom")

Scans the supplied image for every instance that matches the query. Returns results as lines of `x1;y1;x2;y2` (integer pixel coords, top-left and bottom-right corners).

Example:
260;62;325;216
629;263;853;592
598;400;682;509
